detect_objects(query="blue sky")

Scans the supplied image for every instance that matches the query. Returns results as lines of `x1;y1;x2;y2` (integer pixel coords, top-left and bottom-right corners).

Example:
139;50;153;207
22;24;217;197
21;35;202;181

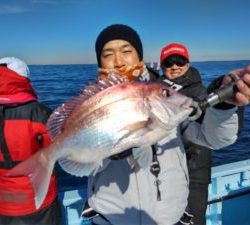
1;0;250;65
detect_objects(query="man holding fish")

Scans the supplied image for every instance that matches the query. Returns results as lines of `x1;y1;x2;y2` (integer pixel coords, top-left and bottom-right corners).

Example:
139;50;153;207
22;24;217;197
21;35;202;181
7;24;250;225
84;24;250;225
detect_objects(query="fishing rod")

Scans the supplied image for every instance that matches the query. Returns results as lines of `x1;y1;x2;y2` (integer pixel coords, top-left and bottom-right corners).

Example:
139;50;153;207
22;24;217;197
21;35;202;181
189;73;240;121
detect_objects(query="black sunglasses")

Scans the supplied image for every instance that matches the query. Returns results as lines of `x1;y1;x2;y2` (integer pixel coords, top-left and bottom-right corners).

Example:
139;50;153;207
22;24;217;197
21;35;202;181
163;55;188;68
164;61;187;68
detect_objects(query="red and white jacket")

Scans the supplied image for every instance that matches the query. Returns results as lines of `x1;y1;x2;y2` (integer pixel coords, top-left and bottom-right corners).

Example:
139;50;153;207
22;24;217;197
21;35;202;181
0;66;57;216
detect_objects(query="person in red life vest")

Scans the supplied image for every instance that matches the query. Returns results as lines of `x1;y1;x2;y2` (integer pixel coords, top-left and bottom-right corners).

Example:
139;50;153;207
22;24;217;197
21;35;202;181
0;57;61;225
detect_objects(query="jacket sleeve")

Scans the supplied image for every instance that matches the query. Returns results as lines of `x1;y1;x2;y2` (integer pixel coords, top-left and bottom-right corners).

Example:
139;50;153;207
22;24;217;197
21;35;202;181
182;107;238;150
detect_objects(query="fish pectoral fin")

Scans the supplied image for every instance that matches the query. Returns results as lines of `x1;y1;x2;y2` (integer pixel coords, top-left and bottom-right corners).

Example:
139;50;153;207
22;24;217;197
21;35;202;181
120;119;151;133
115;120;151;145
126;128;166;148
113;126;150;151
112;122;154;160
132;146;153;168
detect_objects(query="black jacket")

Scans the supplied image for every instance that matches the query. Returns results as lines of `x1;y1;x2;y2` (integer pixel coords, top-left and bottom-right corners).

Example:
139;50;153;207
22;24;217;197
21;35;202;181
159;67;211;184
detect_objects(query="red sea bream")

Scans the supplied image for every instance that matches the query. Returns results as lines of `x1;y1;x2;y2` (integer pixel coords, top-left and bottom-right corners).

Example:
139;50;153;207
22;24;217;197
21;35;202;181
7;74;193;209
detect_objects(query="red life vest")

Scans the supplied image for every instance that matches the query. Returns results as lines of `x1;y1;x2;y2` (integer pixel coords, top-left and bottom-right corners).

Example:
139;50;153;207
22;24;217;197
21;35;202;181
0;67;57;216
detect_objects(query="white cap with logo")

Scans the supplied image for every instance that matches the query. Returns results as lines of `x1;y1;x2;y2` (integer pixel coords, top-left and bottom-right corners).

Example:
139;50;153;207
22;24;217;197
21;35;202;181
0;57;29;78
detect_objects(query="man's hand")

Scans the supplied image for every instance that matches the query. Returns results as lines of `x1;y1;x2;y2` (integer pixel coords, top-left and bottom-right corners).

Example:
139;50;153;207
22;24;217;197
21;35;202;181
223;65;250;106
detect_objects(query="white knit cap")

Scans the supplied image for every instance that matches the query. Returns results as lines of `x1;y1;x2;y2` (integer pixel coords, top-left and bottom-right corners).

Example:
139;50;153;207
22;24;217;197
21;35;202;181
0;57;30;78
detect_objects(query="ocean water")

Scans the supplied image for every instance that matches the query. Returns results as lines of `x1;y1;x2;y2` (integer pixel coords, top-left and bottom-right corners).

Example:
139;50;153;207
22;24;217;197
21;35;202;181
29;60;250;167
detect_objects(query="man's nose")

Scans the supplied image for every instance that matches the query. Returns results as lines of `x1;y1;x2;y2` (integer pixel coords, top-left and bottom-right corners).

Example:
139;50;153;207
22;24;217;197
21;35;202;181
114;53;124;68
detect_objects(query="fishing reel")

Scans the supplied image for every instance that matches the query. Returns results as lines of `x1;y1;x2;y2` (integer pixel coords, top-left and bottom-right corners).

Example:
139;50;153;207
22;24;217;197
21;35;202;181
189;73;239;121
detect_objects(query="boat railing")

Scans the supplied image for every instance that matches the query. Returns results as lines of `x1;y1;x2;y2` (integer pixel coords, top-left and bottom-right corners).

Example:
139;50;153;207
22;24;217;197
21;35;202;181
206;159;250;225
57;159;250;225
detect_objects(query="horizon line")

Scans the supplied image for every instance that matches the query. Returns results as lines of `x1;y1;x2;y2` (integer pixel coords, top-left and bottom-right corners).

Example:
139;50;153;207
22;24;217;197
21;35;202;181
28;59;250;66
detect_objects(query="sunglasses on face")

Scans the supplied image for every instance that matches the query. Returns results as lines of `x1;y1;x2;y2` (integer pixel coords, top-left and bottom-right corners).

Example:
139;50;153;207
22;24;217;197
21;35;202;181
164;60;187;68
163;55;189;68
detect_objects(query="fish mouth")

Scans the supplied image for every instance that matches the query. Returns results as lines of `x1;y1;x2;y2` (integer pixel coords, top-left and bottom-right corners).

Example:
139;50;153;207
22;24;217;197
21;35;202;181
188;100;204;120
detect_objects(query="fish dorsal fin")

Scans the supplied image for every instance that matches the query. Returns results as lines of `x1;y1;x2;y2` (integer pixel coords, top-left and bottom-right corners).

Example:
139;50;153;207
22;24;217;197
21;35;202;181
47;72;126;140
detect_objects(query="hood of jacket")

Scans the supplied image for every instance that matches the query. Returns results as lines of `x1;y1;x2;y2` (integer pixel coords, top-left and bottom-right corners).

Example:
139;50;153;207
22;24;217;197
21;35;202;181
0;67;37;105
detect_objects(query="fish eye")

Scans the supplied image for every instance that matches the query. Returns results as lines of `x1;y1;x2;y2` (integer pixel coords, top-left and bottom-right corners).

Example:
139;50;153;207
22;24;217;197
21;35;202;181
162;89;170;97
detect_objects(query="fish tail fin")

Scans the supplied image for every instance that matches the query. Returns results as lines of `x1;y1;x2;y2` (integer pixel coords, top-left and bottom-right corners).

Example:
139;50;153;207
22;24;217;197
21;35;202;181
6;148;55;209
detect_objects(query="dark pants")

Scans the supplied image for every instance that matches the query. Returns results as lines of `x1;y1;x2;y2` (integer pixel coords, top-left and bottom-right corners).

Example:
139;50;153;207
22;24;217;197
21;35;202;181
187;183;208;225
0;199;61;225
185;143;211;225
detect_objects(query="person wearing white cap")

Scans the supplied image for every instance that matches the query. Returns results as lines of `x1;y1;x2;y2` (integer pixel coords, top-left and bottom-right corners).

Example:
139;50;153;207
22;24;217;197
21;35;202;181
0;57;30;78
0;57;61;225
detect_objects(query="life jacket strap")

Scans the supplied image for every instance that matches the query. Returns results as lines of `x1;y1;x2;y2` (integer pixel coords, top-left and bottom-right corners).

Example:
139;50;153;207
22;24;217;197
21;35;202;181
0;105;14;169
150;145;161;201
